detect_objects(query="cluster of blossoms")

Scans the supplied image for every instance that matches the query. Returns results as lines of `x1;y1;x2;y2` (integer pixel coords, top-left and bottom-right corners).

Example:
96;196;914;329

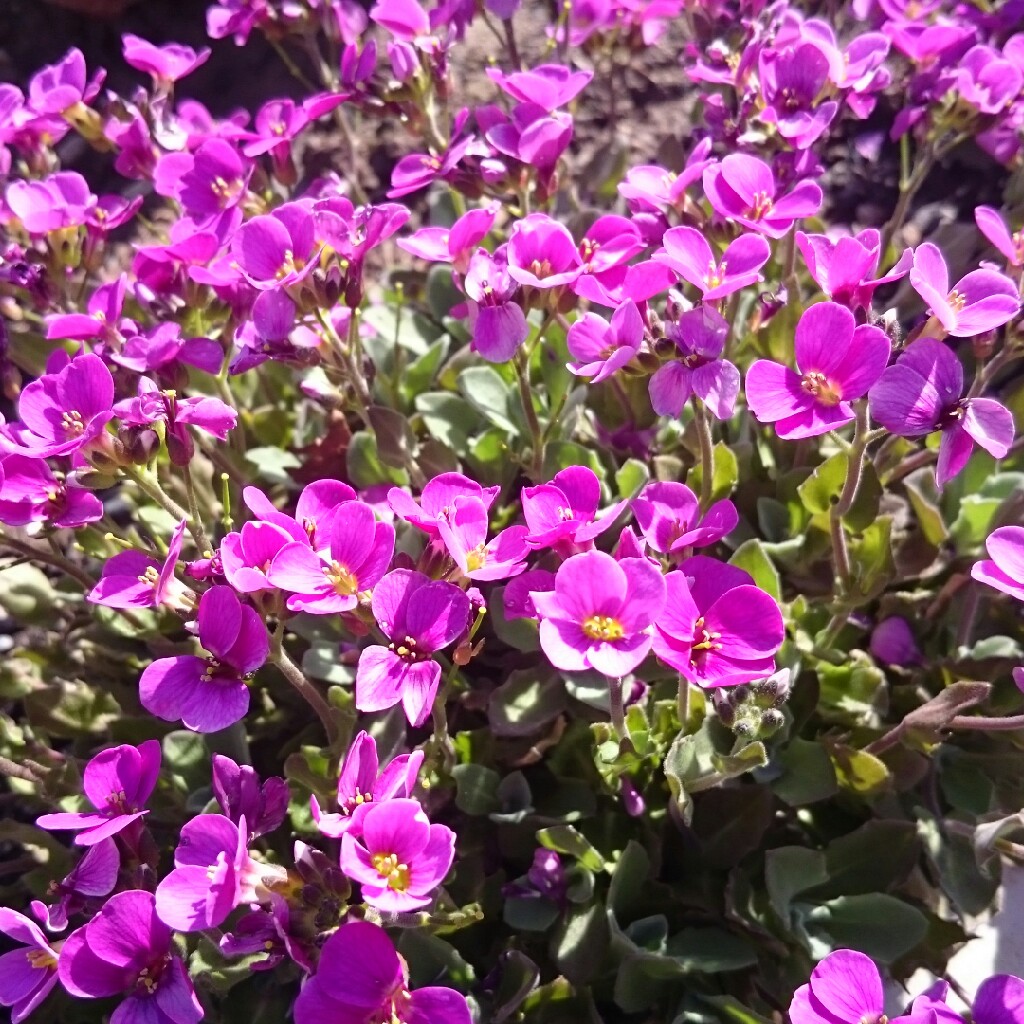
0;0;1023;1021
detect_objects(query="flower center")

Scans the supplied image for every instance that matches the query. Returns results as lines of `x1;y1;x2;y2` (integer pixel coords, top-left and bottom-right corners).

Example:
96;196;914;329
105;788;135;814
947;288;967;312
135;954;171;996
800;370;842;406
704;259;727;290
138;565;160;587
690;616;723;668
388;635;426;662
211;176;242;206
26;948;57;971
556;505;575;522
939;399;967;428
528;258;553;280
465;544;487;571
61;409;85;436
322;560;359;595
748;190;774;220
371;851;411;891
341;790;373;816
582;615;625;641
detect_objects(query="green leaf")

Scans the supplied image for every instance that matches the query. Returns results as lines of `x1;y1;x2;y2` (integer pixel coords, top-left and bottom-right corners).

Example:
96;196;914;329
608;841;651;921
542;441;605;481
457;366;521;435
451;763;502;815
803;894;928;962
826;741;891;797
554;903;610;985
367;404;415;469
797;452;847;515
665;927;759;971
346;430;407;488
244;446;300;485
503;895;561;932
807;820;919;899
488;670;566;737
415;392;480;453
537;825;606;872
689;442;739;502
765;847;828;922
729;540;781;602
905;475;949;546
772;739;838;805
616;459;650;499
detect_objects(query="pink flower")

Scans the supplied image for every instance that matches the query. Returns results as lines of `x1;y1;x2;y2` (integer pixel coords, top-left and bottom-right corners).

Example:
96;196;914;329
339;798;455;911
567;300;644;384
651;557;784;687
0;909;60;1023
746;302;891;439
388;471;499;538
532;550;666;676
355;569;471;726
654;227;771;302
789;949;885;1024
506;213;582;289
485;63;593;111
436;495;529;581
88;519;189;610
976;206;1024;268
631;481;738;554
522;465;627;555
121;34;210;84
796;229;912;309
972;526;1024;602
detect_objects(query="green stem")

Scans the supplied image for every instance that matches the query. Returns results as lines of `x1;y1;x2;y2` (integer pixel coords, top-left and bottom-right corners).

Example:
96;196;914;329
270;626;338;745
609;676;627;740
124;466;200;547
677;676;690;734
514;352;545;480
181;462;210;555
692;399;715;512
0;529;96;591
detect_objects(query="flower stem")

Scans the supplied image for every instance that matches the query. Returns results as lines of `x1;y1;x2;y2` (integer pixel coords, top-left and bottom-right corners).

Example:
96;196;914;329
609;677;627;739
514;351;545;480
181;462;210;555
829;401;869;594
270;626;339;745
692;398;715;512
947;714;1024;732
677;676;690;733
123;466;201;548
0;529;96;592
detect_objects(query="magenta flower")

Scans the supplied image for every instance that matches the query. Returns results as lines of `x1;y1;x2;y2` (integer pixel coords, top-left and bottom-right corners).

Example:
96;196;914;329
975;975;1024;1024
437;495;529;581
221;519;302;592
531;550;666;676
650;304;741;420
339;798;455;911
868;338;1015;488
5;171;93;234
29;838;119;932
0;908;60;1023
356;569;471;726
576;214;646;277
5;352;113;458
244;479;357;550
60;890;203;1024
398;202;499;274
972;526;1024;602
759;43;839;148
567;301;644;383
122;33;210;84
503;568;556;620
976;206;1024;268
651;557;784;687
36;739;160;846
46;275;127;344
88;519;189;611
312;730;424;839
485;63;593;111
789;949;884;1024
388;471;500;538
522;465;627;555
631;481;738;555
231;202;319;290
796;229;912;309
869;617;922;667
746;302;891;439
908;243;1020;338
655;227;771;302
0;455;103;529
139;585;268;733
156;138;250;226
26;47;102;116
155;813;285;931
293;920;471;1024
462;247;530;362
212;754;289;840
507;214;582;289
268;501;395;613
704;154;822;238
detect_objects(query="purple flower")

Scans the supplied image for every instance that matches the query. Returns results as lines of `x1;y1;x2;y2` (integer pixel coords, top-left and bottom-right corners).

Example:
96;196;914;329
46;275;127;345
36;740;160;846
485;63;593;111
5;171;93;234
976;206;1024;268
29;839;119;932
531;550;666;676
650;305;741;420
909;243;1020;338
651;557;784;687
221;520;302;592
244;479;357;549
356;569;472;727
312;730;424;838
5;352;113;458
868;338;1015;488
139;585;269;733
972;526;1024;602
502;569;556;620
388;471;500;538
59;890;202;1024
398;202;500;274
631;481;738;555
231;203;319;290
704;154;822;238
796;229;912;309
339;798;455;911
268;501;395;614
462;248;529;362
746;302;891;439
88;519;190;611
957;46;1024;115
0;908;60;1023
155;813;286;931
654;227;771;302
759;43;839;148
975;975;1024;1024
27;47;102;116
0;455;103;529
521;465;627;555
869;617;922;666
156;138;250;227
294;920;471;1024
507;214;582;289
212;754;289;840
567;301;644;383
789;949;884;1024
122;34;210;84
436;495;529;581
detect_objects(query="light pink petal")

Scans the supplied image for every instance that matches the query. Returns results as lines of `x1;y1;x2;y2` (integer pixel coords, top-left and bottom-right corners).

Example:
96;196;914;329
794;302;856;376
963;398;1014;458
809;950;884;1022
745;360;810;422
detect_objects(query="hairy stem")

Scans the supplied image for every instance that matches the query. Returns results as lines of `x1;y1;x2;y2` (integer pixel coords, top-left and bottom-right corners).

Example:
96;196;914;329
181;462;210;555
692;399;715;511
515;351;545;481
609;677;627;740
270;628;339;745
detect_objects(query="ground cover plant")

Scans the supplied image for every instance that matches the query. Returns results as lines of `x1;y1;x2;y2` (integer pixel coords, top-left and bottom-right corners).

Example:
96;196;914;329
2;0;1024;1021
